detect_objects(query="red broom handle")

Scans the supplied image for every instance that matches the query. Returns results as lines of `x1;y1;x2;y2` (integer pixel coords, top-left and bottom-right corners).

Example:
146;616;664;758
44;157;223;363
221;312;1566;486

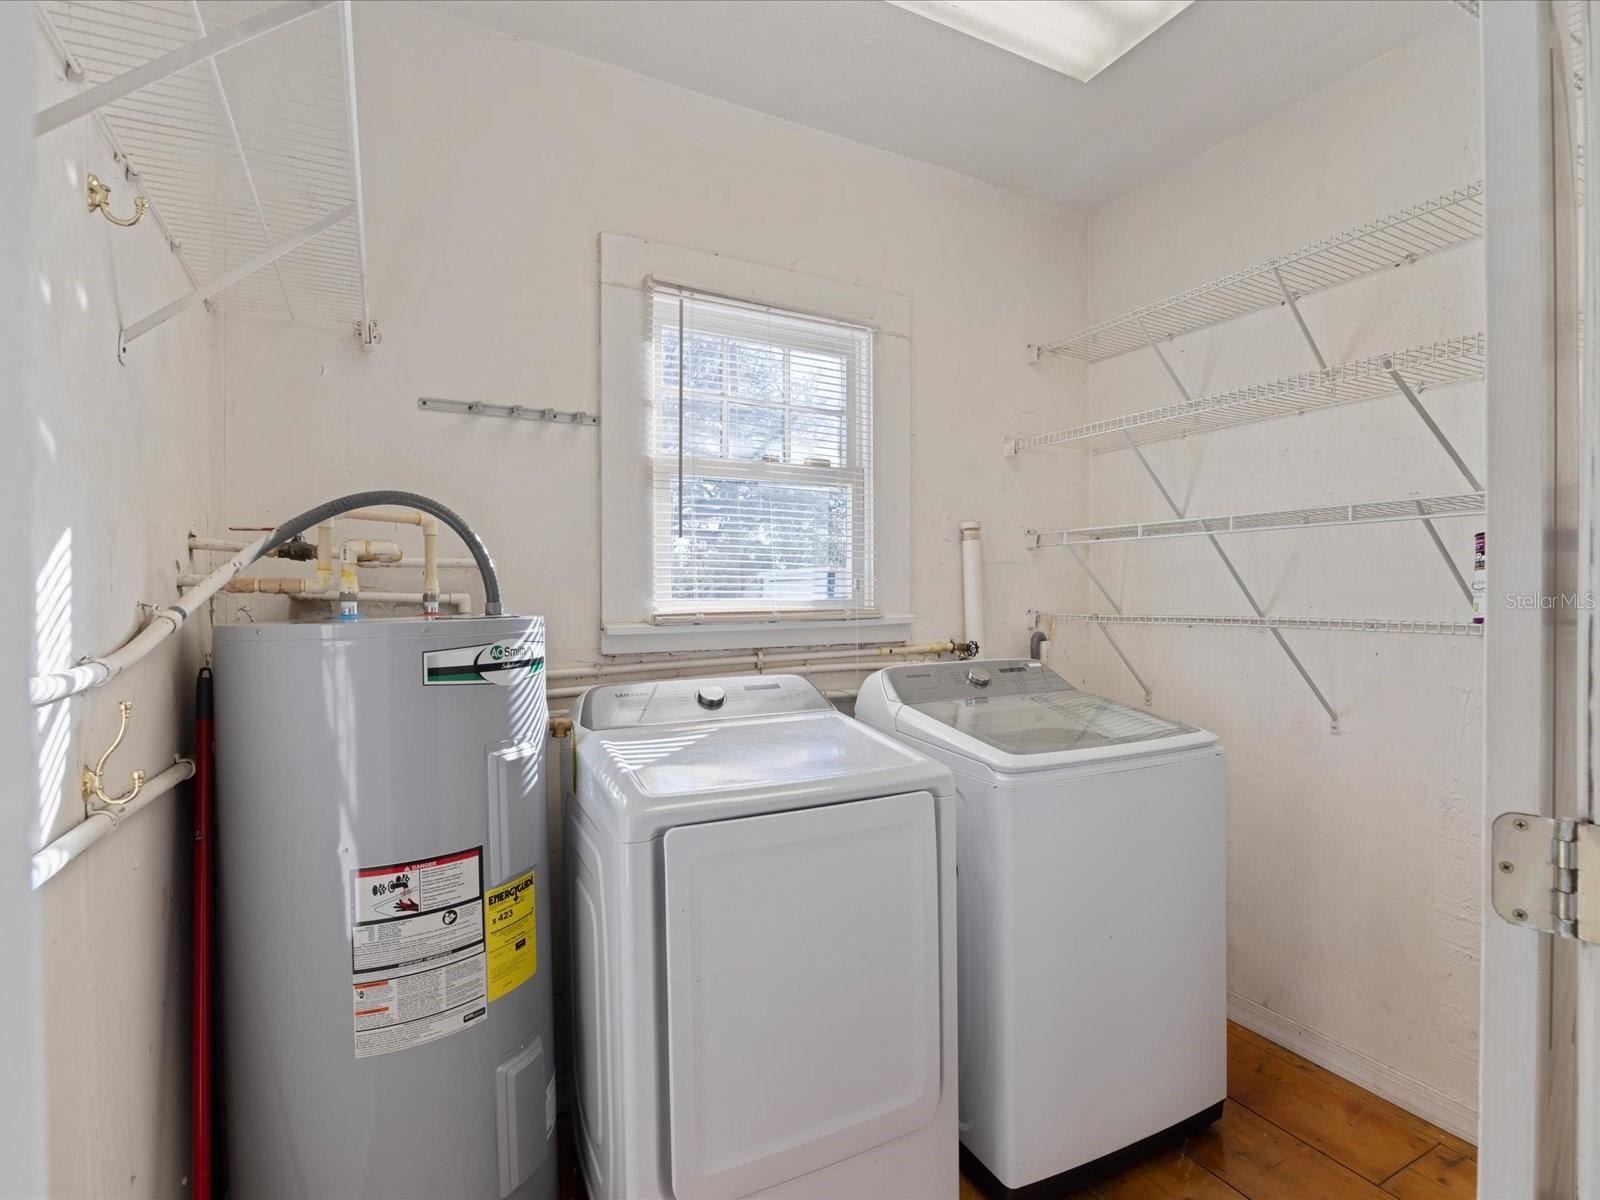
191;667;214;1200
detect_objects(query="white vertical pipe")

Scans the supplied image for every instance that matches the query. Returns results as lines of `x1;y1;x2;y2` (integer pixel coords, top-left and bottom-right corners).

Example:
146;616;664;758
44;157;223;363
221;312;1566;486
961;521;985;653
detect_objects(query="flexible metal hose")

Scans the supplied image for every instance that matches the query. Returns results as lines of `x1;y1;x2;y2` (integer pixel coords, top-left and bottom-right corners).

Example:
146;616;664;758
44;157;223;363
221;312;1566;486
261;490;503;615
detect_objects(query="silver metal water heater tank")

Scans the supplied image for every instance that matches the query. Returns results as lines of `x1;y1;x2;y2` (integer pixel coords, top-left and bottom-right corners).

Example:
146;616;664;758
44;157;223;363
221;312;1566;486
214;616;556;1199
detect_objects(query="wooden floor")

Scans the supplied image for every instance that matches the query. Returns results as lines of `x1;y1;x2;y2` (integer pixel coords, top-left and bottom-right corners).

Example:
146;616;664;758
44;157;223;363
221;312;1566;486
961;1023;1477;1200
558;1021;1476;1200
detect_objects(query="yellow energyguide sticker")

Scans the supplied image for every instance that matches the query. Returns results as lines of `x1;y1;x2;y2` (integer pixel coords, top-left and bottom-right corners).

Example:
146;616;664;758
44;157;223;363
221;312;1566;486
485;870;536;1002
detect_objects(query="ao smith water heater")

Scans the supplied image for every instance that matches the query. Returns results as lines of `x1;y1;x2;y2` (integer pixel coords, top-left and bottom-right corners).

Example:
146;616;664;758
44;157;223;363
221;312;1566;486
214;614;556;1199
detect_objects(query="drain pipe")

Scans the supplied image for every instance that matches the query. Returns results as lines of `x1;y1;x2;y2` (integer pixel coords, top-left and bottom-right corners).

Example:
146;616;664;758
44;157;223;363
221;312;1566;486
961;521;985;656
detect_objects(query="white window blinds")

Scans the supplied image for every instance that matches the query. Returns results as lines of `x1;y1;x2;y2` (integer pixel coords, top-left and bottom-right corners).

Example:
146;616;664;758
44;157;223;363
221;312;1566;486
650;285;876;619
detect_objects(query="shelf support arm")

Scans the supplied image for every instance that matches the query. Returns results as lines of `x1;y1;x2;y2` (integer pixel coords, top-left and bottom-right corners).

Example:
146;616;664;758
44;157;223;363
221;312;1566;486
1270;269;1471;606
1137;315;1194;402
338;0;376;346
1386;360;1483;492
1272;266;1329;370
34;1;333;138
1385;357;1483;598
1416;502;1474;602
119;204;352;356
1121;430;1341;731
1064;545;1154;705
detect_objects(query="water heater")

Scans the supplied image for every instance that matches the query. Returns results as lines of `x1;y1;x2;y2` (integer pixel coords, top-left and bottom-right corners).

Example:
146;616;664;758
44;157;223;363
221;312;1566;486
214;616;556;1199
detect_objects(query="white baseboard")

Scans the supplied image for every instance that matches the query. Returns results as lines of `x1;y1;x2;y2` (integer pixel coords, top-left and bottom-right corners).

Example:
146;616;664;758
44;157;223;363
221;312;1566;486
1227;990;1478;1145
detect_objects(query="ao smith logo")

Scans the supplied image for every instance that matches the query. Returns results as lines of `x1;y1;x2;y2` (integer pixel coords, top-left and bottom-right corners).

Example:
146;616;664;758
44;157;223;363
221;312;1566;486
487;877;533;908
423;640;546;685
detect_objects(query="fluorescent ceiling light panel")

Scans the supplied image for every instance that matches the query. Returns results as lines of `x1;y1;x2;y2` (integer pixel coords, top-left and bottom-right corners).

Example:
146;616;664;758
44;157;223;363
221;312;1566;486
887;0;1193;83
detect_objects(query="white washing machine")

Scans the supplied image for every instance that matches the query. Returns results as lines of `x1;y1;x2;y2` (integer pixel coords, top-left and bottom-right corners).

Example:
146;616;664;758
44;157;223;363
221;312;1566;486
566;674;960;1200
855;659;1225;1195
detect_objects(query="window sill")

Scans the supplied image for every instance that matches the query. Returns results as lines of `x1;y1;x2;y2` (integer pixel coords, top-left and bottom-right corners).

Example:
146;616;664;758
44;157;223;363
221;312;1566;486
600;615;916;655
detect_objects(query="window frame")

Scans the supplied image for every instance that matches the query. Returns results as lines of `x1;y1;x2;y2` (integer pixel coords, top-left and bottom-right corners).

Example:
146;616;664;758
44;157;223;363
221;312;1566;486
600;234;912;654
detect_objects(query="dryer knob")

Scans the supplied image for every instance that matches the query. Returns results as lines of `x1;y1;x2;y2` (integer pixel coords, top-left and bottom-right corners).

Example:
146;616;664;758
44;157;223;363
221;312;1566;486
967;668;992;688
696;685;726;710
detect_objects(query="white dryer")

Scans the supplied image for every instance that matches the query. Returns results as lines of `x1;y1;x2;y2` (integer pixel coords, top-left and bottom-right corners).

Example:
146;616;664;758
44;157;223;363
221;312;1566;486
855;659;1225;1195
566;674;959;1200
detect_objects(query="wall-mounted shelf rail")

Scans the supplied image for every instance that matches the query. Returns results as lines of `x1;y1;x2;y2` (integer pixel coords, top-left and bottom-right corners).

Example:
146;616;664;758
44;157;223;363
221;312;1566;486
1032;183;1484;363
418;397;599;426
1038;612;1484;637
35;0;377;352
1028;491;1484;548
1009;334;1485;453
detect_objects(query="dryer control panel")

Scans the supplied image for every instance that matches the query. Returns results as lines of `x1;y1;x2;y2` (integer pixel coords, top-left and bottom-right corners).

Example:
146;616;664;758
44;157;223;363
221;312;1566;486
880;659;1063;704
577;673;831;730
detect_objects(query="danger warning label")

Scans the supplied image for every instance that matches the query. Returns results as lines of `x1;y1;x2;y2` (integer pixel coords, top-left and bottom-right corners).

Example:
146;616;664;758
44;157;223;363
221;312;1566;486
350;847;488;1059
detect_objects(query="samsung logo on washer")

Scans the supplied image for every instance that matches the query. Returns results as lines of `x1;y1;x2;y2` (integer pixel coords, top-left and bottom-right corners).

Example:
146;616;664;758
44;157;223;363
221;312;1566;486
421;639;546;686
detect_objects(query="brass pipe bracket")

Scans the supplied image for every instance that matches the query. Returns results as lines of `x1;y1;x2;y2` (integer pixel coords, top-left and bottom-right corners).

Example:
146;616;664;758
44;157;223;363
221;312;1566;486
86;174;148;228
82;700;146;807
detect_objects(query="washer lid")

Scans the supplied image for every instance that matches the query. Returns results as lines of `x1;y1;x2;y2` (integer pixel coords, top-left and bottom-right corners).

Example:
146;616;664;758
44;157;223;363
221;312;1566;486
574;679;953;841
577;673;831;730
878;659;1214;765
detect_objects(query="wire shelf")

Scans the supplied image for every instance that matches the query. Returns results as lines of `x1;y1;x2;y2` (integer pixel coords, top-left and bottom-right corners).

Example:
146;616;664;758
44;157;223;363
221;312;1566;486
1038;612;1484;637
1030;491;1484;548
1010;333;1484;453
1036;184;1485;363
38;0;368;331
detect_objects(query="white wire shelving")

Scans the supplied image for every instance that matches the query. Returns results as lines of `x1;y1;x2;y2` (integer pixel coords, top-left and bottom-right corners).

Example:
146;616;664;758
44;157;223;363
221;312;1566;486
1032;183;1484;363
34;0;377;354
1028;491;1484;548
1009;334;1485;454
1018;181;1490;730
1038;612;1484;637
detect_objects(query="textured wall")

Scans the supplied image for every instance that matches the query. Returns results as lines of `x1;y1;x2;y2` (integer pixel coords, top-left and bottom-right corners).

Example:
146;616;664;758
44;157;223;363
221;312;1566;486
216;3;1090;669
1056;17;1484;1133
29;34;222;1197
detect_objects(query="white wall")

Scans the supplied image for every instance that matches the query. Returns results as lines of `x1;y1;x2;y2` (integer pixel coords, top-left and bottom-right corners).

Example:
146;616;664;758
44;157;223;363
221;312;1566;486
29;33;222;1196
216;3;1088;668
3;9;46;1195
1055;18;1484;1133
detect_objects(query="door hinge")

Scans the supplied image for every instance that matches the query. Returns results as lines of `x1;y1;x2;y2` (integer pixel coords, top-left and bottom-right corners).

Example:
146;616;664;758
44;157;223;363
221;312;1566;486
1491;813;1600;943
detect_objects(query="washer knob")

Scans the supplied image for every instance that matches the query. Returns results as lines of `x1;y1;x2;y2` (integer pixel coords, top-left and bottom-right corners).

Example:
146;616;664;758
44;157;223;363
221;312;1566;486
696;685;726;710
966;668;992;688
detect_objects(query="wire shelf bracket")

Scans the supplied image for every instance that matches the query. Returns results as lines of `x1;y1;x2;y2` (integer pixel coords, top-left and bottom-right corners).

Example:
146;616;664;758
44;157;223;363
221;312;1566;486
1029;491;1485;547
1006;334;1486;454
1037;612;1485;637
36;0;377;354
1033;183;1485;362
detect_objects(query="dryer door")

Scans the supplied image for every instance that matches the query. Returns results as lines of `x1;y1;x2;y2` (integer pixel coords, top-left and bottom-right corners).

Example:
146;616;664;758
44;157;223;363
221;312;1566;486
662;790;943;1199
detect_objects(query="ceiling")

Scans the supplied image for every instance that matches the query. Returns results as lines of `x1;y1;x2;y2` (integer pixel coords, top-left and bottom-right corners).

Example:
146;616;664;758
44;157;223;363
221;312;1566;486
410;0;1460;212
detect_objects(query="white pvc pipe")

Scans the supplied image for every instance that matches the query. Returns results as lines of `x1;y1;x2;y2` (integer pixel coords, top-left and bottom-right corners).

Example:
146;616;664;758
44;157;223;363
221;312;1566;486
29;535;270;707
30;759;195;888
175;574;472;611
961;521;985;655
189;536;474;569
545;641;959;682
544;656;946;701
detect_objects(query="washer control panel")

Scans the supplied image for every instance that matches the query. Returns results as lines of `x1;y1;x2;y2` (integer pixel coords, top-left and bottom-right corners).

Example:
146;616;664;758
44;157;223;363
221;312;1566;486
882;659;1065;704
579;673;830;729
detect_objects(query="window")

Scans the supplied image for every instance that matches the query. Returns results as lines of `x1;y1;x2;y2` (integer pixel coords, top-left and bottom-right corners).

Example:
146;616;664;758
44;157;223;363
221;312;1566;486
650;287;875;619
599;234;910;654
